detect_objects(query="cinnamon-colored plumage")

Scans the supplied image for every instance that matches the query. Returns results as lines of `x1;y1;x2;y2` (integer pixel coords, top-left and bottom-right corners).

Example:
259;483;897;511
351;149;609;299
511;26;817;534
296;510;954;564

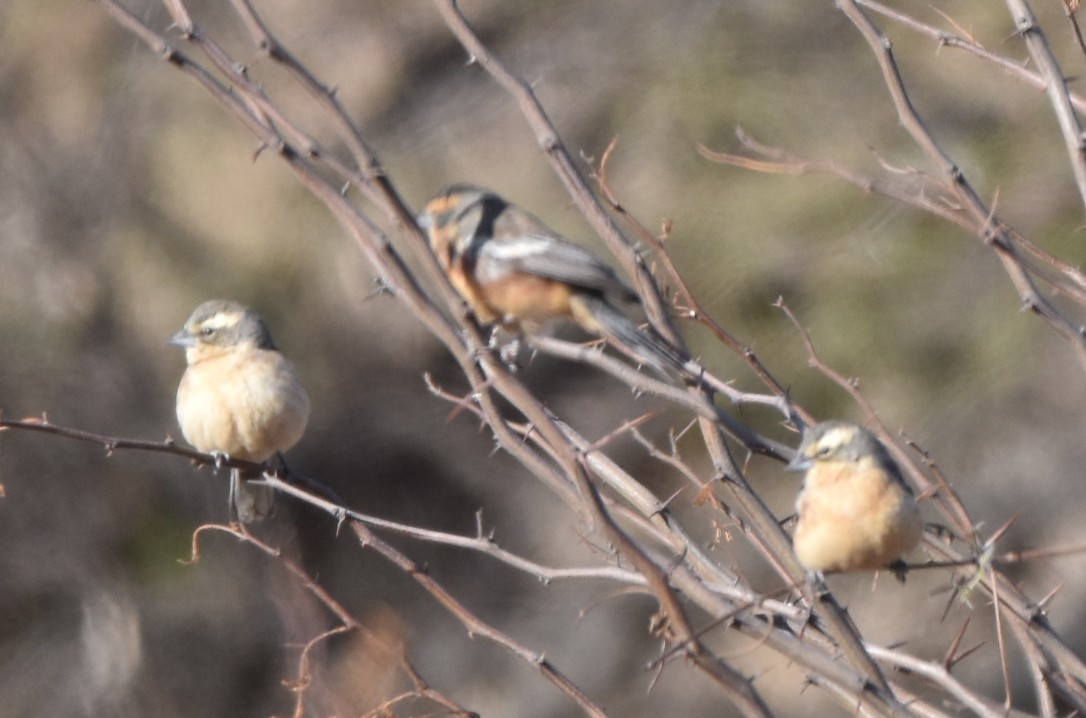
171;300;309;522
788;421;922;575
417;185;686;375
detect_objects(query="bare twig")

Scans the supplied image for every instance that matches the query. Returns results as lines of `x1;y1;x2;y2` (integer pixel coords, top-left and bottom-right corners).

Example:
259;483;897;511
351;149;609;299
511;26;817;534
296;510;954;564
344;520;611;717
835;0;1086;368
1001;0;1086;211
187;524;474;718
68;1;1086;716
594;144;807;424
857;0;1086;115
866;644;1032;718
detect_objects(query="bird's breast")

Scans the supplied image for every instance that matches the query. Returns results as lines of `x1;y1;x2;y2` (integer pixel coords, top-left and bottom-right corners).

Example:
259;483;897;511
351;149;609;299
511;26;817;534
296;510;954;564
176;348;309;462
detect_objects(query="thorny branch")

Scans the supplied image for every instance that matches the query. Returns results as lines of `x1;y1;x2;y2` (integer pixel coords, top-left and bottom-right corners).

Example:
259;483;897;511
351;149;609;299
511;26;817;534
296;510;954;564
188;523;477;718
711;0;1086;369
23;0;1086;715
0;408;1045;718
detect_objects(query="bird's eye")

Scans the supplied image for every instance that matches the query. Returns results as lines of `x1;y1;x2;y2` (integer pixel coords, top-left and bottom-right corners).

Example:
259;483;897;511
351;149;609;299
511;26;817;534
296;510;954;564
815;445;833;458
200;327;215;337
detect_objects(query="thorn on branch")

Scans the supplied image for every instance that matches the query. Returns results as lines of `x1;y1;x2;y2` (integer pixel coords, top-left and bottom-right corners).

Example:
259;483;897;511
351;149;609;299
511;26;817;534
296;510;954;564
1015;13;1037;35
539;133;560;153
1034;581;1064;616
365;278;393;301
947;640;986;672
163;47;185;66
652;487;685;516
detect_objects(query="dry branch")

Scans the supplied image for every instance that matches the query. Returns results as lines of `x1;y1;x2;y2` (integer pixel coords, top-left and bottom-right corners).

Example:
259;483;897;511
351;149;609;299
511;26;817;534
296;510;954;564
13;0;1082;715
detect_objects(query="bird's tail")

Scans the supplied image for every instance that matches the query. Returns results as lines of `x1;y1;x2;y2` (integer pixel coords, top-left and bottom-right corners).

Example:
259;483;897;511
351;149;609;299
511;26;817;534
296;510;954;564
230;468;275;523
571;294;688;377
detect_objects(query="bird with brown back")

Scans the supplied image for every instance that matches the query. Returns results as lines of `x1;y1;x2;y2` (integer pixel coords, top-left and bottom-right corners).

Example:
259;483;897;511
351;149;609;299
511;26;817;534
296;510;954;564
417;185;687;376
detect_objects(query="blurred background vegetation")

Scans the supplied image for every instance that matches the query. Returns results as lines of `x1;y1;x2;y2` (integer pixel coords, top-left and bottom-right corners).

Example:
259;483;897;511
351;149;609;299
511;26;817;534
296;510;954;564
1;0;1084;715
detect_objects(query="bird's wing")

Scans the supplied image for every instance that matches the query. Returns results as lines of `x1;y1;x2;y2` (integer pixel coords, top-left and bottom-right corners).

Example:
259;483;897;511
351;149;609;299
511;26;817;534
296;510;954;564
476;234;637;302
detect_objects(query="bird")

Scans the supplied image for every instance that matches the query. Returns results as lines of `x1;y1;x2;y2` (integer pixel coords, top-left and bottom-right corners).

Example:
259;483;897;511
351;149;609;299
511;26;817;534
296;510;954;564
787;420;923;577
170;300;310;523
416;184;687;376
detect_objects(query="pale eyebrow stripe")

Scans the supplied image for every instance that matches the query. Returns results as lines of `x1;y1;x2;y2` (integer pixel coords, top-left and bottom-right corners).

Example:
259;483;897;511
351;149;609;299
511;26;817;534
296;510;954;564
819;426;855;448
198;311;243;331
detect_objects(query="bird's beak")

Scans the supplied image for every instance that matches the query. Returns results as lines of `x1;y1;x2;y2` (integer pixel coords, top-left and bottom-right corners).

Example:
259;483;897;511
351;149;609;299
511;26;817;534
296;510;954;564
785;453;811;472
415;212;432;232
168;329;195;348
